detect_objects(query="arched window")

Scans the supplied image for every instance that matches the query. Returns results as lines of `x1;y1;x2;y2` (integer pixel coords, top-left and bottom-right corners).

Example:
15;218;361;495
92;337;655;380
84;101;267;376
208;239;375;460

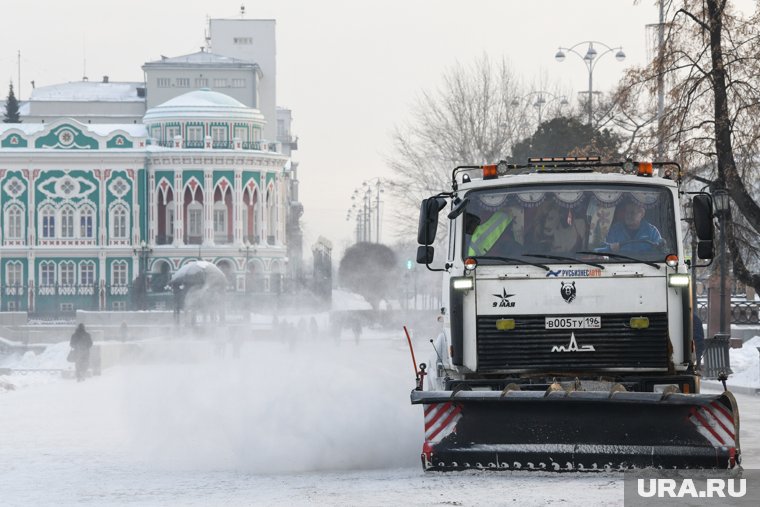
6;204;24;239
213;201;228;242
266;185;276;244
40;261;56;286
60;206;75;238
243;185;258;244
79;261;95;286
59;261;76;286
157;185;174;245
41;206;55;239
187;201;203;238
79;206;94;239
6;261;23;286
111;205;129;239
111;260;128;286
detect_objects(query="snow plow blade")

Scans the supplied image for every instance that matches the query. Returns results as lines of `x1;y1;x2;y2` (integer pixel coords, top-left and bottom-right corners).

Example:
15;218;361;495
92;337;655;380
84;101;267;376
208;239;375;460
411;389;740;471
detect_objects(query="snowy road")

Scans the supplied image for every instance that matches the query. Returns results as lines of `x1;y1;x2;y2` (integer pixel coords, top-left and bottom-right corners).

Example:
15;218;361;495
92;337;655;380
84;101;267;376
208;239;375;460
1;331;757;506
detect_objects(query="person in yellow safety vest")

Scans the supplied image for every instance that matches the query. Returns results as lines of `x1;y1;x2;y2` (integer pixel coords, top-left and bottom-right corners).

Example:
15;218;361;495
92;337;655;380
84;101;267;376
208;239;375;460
467;210;514;256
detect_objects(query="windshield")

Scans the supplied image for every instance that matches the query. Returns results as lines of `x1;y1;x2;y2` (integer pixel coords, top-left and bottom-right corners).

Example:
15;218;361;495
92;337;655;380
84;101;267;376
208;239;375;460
462;184;677;264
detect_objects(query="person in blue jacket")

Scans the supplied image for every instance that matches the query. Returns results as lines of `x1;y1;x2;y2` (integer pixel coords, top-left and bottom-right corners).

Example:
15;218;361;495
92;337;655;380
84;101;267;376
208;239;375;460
604;199;663;253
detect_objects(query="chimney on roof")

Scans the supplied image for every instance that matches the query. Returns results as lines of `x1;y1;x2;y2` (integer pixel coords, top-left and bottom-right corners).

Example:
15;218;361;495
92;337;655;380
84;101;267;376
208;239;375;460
103;75;109;83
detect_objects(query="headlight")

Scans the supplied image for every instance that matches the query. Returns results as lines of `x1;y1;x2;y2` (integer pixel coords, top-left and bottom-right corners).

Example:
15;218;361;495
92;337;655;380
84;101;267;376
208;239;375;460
668;274;690;287
451;277;474;290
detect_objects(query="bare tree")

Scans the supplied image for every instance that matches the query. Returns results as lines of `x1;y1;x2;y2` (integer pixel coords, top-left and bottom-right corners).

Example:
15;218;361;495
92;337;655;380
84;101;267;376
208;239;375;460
612;0;760;292
386;57;570;235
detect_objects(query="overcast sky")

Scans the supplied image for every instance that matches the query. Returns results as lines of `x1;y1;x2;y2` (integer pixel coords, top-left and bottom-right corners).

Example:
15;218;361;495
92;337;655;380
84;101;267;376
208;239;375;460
2;0;751;256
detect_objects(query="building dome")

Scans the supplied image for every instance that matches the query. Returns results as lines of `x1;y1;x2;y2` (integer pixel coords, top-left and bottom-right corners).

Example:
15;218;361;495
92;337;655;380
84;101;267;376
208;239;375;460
143;88;265;124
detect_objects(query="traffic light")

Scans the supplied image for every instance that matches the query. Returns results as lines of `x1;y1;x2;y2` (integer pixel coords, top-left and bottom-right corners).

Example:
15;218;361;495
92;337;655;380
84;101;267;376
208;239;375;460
406;259;413;270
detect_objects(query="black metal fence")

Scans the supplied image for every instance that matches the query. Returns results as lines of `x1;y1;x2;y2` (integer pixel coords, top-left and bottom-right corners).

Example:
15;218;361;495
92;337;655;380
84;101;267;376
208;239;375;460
695;301;759;324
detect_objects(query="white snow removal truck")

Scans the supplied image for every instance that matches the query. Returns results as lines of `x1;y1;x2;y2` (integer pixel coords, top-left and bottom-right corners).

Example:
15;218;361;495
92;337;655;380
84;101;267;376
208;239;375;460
411;157;740;471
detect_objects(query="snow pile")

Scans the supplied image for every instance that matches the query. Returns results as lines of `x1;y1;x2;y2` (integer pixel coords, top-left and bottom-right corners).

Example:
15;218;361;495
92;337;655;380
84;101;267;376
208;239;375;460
728;336;760;388
331;289;372;310
0;341;72;391
0;341;70;369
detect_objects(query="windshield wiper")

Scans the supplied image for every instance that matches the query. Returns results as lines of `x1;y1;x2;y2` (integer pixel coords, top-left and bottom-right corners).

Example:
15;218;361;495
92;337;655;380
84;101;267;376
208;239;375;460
575;251;661;270
522;253;605;270
472;256;550;272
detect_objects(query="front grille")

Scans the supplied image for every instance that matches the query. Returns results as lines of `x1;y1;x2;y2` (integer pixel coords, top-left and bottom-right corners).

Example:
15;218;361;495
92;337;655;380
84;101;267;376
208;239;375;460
476;313;669;372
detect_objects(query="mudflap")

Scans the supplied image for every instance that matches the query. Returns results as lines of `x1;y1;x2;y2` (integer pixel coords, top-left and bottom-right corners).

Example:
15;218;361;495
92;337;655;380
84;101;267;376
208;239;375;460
411;389;740;471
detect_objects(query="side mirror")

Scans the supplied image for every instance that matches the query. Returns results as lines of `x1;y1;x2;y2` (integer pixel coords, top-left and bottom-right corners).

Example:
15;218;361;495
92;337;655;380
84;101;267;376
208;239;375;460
692;195;714;241
417;197;447;246
416;245;434;264
697;240;714;260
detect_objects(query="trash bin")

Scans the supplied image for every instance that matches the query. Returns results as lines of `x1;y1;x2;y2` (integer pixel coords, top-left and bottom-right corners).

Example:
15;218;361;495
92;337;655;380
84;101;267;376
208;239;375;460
702;333;731;379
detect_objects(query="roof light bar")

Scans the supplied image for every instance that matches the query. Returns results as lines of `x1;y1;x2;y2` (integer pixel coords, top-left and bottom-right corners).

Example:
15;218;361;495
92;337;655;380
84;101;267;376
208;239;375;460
528;156;601;163
637;161;654;177
482;164;498;179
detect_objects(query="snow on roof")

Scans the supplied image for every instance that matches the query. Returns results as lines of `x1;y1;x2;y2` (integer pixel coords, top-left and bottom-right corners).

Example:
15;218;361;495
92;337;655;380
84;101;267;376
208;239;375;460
86;124;147;137
144;50;257;67
29;81;145;102
144;89;265;123
0;123;47;135
0;121;145;138
160;88;247;108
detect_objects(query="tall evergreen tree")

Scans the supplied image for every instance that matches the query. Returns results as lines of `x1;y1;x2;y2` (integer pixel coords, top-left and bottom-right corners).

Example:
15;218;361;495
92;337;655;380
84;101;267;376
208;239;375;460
3;82;21;123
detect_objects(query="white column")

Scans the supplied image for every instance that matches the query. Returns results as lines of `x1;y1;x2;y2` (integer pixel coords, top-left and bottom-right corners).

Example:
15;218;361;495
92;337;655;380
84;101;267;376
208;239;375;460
27;169;37;245
173;171;183;246
203;169;213;246
148;167;156;244
98;170;107;245
233;169;243;245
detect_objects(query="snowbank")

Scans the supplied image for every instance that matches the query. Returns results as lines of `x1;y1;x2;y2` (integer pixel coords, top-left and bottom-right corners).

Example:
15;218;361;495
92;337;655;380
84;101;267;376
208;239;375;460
728;336;760;388
331;289;372;310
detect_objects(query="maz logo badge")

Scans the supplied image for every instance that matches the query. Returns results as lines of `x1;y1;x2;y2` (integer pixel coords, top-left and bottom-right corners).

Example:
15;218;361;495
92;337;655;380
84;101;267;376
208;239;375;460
492;288;516;308
551;332;595;353
560;281;576;303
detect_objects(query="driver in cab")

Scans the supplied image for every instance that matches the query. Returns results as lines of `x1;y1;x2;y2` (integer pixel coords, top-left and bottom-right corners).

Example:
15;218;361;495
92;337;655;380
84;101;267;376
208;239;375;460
466;194;519;257
604;199;663;253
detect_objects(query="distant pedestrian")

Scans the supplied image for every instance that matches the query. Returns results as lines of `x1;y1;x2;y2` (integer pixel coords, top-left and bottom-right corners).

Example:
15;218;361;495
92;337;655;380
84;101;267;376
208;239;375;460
693;311;705;369
69;323;93;382
351;318;363;344
309;316;319;339
119;321;129;342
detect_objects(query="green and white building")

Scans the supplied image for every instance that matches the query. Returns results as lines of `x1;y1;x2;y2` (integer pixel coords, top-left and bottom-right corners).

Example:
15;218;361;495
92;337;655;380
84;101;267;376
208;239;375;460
0;88;294;313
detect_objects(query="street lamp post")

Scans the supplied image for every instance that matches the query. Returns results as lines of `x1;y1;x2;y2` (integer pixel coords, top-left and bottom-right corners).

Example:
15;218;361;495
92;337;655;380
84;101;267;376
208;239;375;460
132;240;152;310
555;41;626;125
683;201;699;318
713;189;731;335
239;241;256;295
511;91;569;126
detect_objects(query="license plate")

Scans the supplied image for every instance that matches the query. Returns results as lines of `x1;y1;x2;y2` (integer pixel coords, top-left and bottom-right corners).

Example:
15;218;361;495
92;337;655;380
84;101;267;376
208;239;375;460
545;316;601;329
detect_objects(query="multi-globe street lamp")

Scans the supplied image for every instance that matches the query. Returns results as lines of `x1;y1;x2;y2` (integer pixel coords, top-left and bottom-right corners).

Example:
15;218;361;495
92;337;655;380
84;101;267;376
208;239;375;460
510;91;569;126
132;240;152;310
346;178;384;243
554;41;626;125
239;240;256;295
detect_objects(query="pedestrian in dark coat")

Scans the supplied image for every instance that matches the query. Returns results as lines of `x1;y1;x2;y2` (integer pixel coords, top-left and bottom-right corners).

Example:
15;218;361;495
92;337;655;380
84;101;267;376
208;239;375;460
70;323;93;382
